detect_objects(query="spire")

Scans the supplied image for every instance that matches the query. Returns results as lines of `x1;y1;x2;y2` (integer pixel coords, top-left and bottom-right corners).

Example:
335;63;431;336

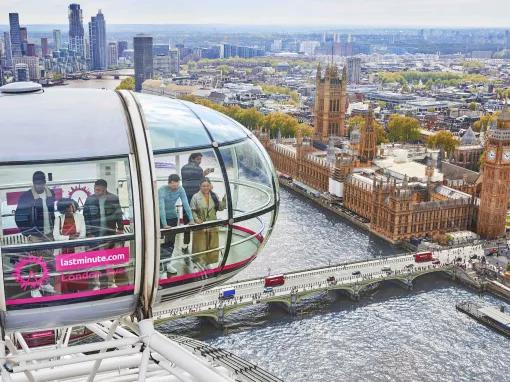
365;104;374;132
342;65;347;81
316;62;322;79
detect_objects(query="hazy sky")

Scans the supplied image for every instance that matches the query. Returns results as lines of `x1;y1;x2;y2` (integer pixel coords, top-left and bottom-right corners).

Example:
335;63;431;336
1;0;509;27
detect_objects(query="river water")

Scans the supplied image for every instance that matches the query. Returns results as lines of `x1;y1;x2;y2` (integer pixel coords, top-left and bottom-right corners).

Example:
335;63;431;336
159;190;510;382
65;80;509;381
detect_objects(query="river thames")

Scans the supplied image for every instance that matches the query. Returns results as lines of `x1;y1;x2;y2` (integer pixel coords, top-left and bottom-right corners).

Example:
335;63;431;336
66;80;509;382
160;190;510;382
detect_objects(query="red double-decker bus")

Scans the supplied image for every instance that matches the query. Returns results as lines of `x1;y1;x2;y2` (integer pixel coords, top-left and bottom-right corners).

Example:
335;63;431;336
414;251;433;263
264;274;285;287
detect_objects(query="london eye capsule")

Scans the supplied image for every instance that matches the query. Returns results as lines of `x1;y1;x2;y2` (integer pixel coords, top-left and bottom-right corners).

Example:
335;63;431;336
0;83;279;332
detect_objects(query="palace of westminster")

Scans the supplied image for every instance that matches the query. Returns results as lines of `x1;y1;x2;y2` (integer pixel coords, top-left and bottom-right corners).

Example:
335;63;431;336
260;63;510;243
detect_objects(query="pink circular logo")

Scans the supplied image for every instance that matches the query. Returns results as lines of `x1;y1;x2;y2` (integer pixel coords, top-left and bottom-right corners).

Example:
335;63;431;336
13;255;49;290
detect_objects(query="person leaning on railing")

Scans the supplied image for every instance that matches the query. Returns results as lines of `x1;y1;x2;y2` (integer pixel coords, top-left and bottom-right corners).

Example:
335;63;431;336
159;174;194;275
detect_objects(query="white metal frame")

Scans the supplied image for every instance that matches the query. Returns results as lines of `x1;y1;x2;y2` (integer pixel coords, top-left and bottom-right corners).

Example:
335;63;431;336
1;318;236;382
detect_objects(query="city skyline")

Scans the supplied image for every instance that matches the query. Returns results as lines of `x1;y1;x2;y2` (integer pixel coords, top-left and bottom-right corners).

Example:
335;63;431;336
1;0;510;28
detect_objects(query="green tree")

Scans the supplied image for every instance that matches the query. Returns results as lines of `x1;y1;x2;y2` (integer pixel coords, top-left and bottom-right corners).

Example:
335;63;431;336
179;95;307;137
427;131;459;155
116;77;135;90
495;87;510;101
347;115;388;144
473;112;501;132
387;114;421;143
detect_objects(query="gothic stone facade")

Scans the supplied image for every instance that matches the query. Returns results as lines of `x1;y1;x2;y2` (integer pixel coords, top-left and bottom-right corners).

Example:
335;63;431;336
477;111;510;239
344;176;476;242
313;63;348;142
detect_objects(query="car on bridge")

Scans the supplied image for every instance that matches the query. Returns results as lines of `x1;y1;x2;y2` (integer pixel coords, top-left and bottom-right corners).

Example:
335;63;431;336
381;266;392;273
432;259;441;265
326;276;336;284
351;270;361;276
263;287;274;293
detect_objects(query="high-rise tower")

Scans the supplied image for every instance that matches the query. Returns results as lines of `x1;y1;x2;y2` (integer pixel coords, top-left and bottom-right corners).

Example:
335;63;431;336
3;32;13;68
8;13;22;57
41;38;49;57
89;10;107;70
313;63;347;143
134;34;153;92
53;29;62;50
477;110;510;239
346;57;361;84
68;4;85;56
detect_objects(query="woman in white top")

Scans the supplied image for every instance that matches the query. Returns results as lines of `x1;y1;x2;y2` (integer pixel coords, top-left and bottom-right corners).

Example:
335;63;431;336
53;198;86;251
53;198;87;293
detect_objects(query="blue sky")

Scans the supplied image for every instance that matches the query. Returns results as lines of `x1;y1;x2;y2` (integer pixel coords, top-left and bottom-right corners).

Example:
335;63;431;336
1;0;509;27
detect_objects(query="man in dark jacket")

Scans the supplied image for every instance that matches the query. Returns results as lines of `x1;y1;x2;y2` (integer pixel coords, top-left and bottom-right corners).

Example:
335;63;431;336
15;171;56;241
180;153;213;252
83;179;124;237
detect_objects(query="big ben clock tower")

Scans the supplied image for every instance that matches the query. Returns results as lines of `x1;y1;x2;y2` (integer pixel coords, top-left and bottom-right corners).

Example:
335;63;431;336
477;109;510;239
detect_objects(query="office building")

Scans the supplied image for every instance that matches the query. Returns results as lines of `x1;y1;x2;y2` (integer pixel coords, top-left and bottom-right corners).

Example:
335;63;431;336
19;27;27;43
9;13;22;57
169;49;180;74
68;4;85;56
134;34;153;92
108;42;118;67
117;40;128;58
347;57;361;84
53;29;62;50
41;38;49;57
3;32;12;68
14;63;28;81
89;10;107;70
12;56;39;80
299;41;320;56
271;39;282;52
84;37;91;61
153;51;180;77
26;44;36;57
19;27;28;56
153;44;169;56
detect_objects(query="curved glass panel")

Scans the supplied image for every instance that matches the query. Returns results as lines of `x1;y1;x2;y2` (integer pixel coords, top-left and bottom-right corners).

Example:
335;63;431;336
182;101;248;143
0;158;136;309
152;149;229;287
222;212;274;276
135;94;211;152
221;138;275;217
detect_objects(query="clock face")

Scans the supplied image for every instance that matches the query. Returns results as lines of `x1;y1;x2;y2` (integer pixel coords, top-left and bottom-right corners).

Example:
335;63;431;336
487;149;496;161
503;150;510;162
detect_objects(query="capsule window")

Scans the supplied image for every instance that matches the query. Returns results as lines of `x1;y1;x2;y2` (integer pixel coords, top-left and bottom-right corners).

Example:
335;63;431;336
0;158;136;309
220;138;275;217
154;149;230;285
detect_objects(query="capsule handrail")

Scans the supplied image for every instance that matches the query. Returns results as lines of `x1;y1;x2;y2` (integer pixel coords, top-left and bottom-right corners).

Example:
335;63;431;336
160;217;265;262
